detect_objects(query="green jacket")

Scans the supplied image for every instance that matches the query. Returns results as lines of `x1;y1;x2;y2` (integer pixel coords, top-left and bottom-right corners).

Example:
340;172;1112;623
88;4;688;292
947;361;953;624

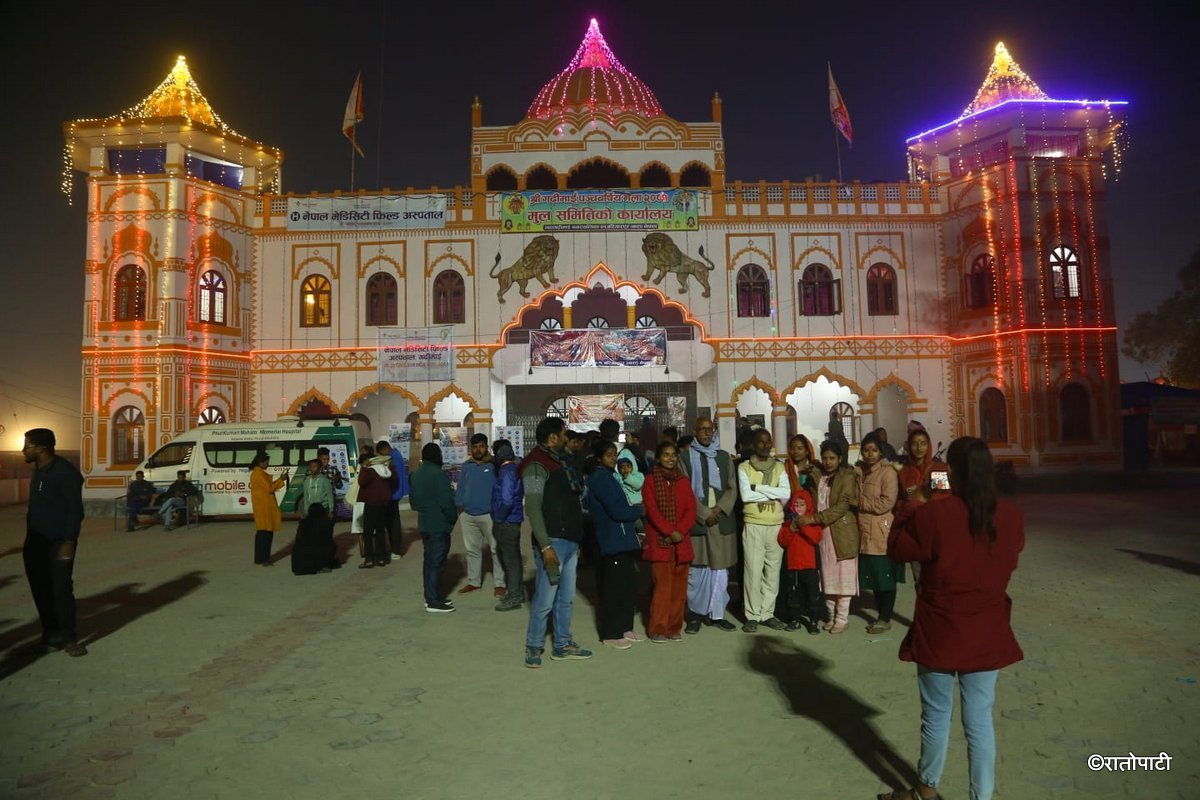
410;462;457;535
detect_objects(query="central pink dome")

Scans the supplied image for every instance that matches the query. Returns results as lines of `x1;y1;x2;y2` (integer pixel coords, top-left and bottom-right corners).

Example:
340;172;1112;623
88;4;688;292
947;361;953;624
527;19;664;121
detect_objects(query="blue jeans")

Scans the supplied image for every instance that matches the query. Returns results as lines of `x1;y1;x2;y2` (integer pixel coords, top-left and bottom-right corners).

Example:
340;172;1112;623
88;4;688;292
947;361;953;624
158;497;186;525
917;666;999;800
421;532;451;606
525;538;578;651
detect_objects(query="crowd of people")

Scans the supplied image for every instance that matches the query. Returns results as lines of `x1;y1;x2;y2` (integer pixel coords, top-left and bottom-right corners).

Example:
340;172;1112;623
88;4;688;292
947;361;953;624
18;417;1025;800
337;415;1025;800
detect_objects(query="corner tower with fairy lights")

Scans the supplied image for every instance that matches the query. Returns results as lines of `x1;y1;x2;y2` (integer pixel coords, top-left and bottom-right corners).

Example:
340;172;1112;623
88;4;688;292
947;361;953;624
907;43;1128;467
64;56;283;491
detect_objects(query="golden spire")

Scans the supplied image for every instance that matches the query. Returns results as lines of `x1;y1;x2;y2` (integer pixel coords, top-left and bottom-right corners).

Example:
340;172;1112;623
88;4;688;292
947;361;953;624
112;55;240;135
962;42;1050;117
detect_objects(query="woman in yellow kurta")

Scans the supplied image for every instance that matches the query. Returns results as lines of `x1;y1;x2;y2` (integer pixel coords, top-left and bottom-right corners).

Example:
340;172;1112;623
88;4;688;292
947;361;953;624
250;452;288;566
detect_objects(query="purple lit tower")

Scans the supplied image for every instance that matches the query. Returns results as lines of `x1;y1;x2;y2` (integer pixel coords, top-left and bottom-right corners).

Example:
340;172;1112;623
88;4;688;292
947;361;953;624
906;43;1128;467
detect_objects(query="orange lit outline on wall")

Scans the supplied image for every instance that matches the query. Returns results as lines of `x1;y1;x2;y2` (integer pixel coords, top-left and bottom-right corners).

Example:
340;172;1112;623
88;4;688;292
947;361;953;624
495;262;711;344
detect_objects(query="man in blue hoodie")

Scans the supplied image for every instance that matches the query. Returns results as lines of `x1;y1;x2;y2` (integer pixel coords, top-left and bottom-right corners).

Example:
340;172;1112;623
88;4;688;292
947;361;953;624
454;433;503;596
490;439;524;611
22;428;87;657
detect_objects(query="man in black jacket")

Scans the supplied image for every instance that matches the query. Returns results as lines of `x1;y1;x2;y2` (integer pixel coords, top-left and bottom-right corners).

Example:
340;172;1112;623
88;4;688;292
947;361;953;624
22;428;87;657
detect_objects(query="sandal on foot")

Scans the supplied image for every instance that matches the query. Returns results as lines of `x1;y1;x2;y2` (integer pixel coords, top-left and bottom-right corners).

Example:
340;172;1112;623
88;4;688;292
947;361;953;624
358;561;375;569
867;620;893;634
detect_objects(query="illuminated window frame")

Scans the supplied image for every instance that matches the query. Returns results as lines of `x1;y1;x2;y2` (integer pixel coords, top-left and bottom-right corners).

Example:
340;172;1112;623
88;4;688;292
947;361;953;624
198;270;227;324
300;275;331;328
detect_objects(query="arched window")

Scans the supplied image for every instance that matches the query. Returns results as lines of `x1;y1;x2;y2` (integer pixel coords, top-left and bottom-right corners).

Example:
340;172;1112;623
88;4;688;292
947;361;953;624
547;397;570;418
799;264;841;316
979;387;1008;443
1059;383;1092;442
198;406;226;425
585;316;610;328
736;264;771;317
525;165;557;191
636;315;657;328
830;401;858;445
639;164;672;188
198;270;227;324
432;270;465;324
866;262;898;316
485;166;518;191
567;160;630;189
966;254;994;310
366;272;397;326
624;395;657;420
114;264;147;321
300;275;331;327
679;163;711;187
538;317;563;330
112;405;145;465
1049;245;1081;299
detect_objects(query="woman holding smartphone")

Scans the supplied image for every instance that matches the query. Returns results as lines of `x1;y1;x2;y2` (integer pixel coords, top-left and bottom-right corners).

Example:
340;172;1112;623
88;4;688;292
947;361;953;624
880;437;1024;800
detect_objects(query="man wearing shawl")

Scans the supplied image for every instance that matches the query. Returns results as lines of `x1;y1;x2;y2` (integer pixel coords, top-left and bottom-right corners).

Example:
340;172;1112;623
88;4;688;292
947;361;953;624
680;417;739;633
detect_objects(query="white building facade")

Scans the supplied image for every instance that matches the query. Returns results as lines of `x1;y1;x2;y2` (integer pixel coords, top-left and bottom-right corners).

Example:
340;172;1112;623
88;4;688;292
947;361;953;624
67;26;1126;496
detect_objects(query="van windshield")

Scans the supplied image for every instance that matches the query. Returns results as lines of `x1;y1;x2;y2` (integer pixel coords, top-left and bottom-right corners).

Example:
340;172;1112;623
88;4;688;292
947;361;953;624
146;442;195;469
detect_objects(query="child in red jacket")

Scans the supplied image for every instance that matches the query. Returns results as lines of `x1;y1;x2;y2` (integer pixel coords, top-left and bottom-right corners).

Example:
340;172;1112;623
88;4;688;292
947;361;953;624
778;486;824;634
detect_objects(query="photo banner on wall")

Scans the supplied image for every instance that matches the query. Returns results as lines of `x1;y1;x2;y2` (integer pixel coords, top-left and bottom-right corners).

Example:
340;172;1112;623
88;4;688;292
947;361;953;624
286;195;447;231
567;395;624;432
529;328;667;368
378;326;456;382
499;189;699;233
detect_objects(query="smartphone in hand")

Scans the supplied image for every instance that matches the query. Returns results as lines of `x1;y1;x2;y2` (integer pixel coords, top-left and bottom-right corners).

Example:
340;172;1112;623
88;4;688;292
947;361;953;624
929;470;950;491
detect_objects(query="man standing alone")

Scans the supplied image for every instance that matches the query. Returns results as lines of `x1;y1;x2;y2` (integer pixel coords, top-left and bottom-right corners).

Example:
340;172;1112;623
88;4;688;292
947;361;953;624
682;417;739;633
23;428;87;657
455;433;503;596
521;417;592;667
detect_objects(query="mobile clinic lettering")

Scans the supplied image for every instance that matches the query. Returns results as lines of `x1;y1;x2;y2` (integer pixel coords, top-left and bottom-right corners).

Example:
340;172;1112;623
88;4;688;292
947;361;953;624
378;326;456;382
285;195;447;231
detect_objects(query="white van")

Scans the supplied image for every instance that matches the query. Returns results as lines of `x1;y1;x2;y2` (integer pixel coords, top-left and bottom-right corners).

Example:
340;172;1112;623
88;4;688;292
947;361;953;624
137;417;373;517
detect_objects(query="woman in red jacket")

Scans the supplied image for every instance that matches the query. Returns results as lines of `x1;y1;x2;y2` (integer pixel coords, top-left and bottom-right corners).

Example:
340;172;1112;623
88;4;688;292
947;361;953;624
880;437;1024;800
642;441;697;642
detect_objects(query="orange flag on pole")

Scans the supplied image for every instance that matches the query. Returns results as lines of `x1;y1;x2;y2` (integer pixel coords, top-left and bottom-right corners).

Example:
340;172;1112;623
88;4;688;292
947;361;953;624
343;72;365;157
828;64;853;146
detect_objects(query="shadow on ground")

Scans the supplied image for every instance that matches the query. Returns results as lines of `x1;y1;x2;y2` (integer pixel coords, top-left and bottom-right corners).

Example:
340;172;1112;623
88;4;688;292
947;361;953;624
744;635;918;792
1116;548;1200;576
0;570;208;679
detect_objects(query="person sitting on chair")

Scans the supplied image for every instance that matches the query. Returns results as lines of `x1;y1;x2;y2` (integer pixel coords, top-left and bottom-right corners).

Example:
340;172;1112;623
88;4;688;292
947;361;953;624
157;470;200;531
126;470;156;532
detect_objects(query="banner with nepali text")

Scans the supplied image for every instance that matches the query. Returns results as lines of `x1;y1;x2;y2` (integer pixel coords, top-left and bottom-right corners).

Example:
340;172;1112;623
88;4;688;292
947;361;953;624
286;195;446;231
529;328;668;368
500;189;699;233
377;326;456;383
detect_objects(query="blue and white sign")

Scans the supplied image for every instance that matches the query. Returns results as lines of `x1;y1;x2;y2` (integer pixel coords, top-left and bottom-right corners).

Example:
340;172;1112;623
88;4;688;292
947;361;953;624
286;195;447;231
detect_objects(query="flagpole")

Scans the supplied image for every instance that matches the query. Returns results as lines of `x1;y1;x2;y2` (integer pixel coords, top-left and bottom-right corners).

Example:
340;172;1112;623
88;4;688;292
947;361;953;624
835;127;844;183
350;139;356;192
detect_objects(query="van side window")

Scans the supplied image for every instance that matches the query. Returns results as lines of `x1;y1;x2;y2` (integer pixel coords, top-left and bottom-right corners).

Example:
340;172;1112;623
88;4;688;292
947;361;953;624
203;440;324;469
146;442;195;469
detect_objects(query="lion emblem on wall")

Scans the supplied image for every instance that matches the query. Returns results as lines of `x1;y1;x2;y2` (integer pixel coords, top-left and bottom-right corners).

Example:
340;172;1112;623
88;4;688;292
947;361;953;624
641;232;715;297
490;235;560;303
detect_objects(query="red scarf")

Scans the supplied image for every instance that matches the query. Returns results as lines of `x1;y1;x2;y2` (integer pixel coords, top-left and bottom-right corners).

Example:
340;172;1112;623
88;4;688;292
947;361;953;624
652;465;680;521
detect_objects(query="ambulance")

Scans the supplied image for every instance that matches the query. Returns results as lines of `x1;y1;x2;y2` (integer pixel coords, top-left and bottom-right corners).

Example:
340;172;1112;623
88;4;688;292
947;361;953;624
136;417;373;517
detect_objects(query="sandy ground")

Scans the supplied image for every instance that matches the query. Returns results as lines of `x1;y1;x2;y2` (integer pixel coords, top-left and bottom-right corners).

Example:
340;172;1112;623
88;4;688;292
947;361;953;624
0;488;1196;799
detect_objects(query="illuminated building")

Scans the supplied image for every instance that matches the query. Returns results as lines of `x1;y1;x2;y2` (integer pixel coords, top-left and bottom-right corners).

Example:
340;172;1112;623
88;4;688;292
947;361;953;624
65;24;1127;495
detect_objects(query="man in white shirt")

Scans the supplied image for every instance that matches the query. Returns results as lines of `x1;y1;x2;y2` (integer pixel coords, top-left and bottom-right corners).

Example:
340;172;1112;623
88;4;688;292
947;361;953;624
736;429;790;632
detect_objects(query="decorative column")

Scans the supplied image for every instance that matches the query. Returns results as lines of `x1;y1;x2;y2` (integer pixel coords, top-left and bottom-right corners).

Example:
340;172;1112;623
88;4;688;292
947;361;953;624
772;404;790;457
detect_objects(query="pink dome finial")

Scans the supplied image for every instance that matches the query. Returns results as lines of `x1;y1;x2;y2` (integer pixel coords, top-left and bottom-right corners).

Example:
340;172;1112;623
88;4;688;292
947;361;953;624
526;18;664;122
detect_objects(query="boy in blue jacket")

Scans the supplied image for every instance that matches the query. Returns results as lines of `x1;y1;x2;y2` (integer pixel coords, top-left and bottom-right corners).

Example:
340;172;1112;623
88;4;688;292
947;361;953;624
490;439;524;611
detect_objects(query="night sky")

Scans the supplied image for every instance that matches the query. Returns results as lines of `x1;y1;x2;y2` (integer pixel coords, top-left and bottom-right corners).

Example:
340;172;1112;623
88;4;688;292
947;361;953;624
0;0;1192;450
